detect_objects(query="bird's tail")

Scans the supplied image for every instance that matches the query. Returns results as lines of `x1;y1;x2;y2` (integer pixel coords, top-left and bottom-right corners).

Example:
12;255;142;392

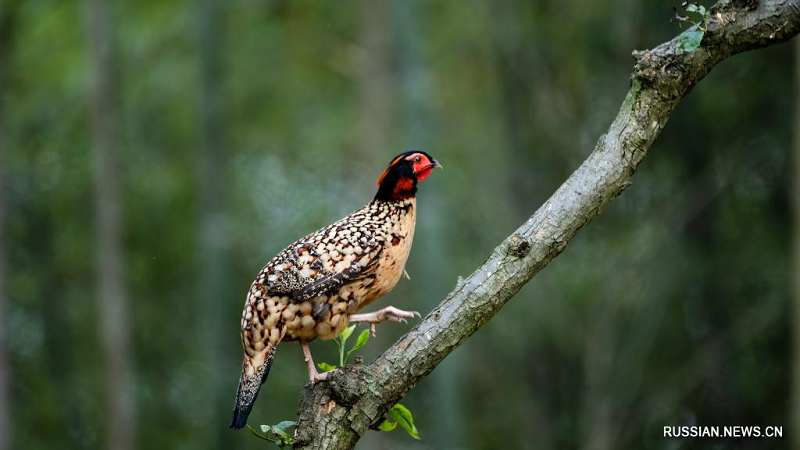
230;346;277;429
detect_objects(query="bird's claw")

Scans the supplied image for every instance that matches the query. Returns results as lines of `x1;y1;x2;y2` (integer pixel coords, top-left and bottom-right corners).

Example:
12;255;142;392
302;340;335;385
309;369;333;385
349;306;421;338
381;307;420;323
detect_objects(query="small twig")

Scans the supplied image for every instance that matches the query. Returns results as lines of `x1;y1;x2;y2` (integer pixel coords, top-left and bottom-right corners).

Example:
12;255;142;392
246;424;275;442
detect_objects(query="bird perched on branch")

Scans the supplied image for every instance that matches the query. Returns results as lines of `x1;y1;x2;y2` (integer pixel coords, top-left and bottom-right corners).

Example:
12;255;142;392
230;151;442;429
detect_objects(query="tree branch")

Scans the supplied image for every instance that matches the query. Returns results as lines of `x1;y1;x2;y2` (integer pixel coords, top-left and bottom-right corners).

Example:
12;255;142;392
292;1;800;448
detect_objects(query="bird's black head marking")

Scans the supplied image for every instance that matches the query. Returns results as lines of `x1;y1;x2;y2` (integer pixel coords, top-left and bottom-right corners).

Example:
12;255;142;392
375;151;441;202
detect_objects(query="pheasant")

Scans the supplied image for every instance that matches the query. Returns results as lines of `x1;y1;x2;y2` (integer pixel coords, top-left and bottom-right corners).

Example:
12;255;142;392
230;151;442;429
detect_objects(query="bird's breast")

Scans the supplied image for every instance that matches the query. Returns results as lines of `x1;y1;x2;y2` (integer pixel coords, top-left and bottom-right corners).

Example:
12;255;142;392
353;198;416;309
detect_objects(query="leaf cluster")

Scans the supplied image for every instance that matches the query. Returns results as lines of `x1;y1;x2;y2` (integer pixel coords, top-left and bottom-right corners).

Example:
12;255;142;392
317;325;370;372
246;421;296;448
673;2;709;52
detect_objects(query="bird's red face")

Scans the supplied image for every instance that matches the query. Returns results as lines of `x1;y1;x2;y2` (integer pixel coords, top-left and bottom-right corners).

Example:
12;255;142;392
377;151;442;186
407;152;442;182
375;151;442;201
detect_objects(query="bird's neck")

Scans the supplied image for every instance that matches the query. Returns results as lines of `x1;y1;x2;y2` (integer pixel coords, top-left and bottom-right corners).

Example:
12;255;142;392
374;175;417;202
370;196;416;211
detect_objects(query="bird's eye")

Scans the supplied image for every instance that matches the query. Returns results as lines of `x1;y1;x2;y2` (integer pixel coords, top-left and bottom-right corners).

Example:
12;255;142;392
414;156;421;162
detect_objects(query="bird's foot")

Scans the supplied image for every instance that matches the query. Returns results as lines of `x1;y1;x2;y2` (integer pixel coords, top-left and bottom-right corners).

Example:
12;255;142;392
308;367;332;384
349;306;421;337
301;340;334;384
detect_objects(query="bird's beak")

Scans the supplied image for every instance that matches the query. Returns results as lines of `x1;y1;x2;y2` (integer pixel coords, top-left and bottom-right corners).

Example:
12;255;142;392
432;160;443;169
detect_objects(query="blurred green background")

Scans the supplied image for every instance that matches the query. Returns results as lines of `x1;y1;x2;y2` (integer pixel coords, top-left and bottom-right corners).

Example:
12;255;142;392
0;0;794;449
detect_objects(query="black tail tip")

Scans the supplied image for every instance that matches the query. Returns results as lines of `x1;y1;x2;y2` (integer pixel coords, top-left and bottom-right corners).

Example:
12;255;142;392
230;405;252;430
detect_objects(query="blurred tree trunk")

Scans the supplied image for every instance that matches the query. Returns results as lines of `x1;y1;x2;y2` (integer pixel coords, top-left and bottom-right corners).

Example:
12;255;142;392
792;35;800;450
580;307;617;450
357;0;391;166
0;3;15;449
490;0;541;217
394;2;465;448
579;1;640;449
0;142;7;450
489;3;554;447
354;3;392;448
196;0;228;443
0;85;7;450
85;1;134;449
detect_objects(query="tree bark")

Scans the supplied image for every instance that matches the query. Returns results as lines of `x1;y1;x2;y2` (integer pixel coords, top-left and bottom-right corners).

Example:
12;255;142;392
292;1;800;448
85;1;135;449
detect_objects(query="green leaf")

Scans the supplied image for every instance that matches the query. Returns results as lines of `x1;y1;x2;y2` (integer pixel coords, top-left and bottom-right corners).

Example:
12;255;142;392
378;419;398;432
273;421;296;434
248;424;281;444
679;29;704;52
339;324;356;343
317;362;337;372
271;427;289;440
346;329;370;358
271;428;289;440
686;3;698;12
698;5;706;16
387;404;420;440
254;421;296;447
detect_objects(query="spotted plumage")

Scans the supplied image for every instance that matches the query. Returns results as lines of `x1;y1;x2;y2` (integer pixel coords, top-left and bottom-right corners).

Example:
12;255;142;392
230;151;441;429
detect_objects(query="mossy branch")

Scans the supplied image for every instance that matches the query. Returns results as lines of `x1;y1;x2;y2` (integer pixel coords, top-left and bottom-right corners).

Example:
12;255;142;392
290;1;800;448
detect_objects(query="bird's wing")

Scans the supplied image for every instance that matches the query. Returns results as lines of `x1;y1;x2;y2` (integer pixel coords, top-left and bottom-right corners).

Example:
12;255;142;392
291;256;379;301
263;224;382;302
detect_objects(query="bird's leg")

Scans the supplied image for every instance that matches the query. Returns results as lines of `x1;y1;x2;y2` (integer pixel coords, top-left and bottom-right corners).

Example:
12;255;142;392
349;306;421;337
300;340;329;384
